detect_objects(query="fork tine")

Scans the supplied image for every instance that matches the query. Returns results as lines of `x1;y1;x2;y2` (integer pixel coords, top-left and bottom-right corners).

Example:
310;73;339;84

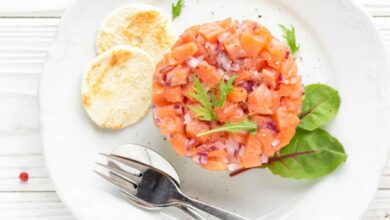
96;162;142;185
100;153;149;172
94;170;137;195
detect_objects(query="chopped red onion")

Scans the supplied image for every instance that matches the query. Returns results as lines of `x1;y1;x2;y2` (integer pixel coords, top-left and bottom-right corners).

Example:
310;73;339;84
216;51;233;71
230;62;240;72
193;154;208;165
227;163;240;171
238;145;245;157
271;139;280;148
165;72;174;83
184;112;192;125
159;65;174;74
261;154;269;163
152;106;161;125
226;139;239;156
186;57;199;68
197;55;205;61
185;139;195;156
198;152;208;157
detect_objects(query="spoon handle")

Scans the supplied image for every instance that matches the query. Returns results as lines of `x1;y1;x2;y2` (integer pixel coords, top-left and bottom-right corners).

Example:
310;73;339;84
176;204;206;220
178;194;248;220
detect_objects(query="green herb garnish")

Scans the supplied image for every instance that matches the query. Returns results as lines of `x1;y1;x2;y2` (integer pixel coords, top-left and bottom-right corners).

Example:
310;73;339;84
197;118;257;137
188;76;216;121
299;84;341;131
229;83;347;179
171;0;184;21
267;128;347;179
279;24;300;54
213;75;236;107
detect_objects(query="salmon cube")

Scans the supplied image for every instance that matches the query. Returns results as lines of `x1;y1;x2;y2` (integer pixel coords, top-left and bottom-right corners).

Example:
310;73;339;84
215;103;245;123
227;86;247;103
240;31;267;58
199;22;225;43
195;61;222;85
152;84;168;106
165;86;184;103
248;84;274;115
222;34;246;59
170;133;188;156
167;65;190;86
241;151;261;168
246;135;262;153
172;42;198;63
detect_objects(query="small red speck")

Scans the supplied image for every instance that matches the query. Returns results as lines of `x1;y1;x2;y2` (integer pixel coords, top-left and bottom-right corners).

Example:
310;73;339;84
19;172;29;182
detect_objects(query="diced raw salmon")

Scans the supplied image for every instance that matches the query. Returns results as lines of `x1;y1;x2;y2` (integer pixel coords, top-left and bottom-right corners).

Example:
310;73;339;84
160;117;184;135
172;42;198;63
241;151;261;168
156;105;181;119
215;103;245;123
164;86;183;103
246;135;262;153
248;84;274;115
199;22;225;43
185;119;210;142
170;133;188;156
167;65;190;86
222;33;246;59
261;67;279;88
201;160;228;170
195;61;222;85
240;31;267;58
152;83;168;106
273;107;300;130
227;87;247;103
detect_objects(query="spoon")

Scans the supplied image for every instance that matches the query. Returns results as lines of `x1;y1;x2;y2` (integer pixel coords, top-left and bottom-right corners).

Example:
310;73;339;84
108;144;205;220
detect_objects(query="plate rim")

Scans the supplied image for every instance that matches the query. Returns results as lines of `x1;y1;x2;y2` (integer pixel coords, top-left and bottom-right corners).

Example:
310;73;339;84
38;0;390;219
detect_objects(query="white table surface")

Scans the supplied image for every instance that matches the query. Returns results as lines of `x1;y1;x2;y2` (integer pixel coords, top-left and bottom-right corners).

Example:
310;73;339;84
0;0;389;219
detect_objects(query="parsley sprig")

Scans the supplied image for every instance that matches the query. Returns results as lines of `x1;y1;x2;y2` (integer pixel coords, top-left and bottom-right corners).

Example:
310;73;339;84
279;24;300;54
197;118;257;137
188;76;216;121
213;75;236;107
172;0;184;21
189;75;237;121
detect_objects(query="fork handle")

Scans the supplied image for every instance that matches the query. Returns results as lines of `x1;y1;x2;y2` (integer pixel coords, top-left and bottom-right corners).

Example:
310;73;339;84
177;195;248;220
175;204;206;220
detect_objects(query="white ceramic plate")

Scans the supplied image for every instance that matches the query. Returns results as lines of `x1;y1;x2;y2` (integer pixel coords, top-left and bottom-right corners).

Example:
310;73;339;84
40;0;390;219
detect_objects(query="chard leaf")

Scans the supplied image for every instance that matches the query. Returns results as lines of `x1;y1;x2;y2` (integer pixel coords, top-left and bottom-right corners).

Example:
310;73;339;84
299;84;340;131
266;128;347;179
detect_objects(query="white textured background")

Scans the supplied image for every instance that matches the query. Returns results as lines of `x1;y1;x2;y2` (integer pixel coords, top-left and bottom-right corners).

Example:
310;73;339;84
0;0;389;219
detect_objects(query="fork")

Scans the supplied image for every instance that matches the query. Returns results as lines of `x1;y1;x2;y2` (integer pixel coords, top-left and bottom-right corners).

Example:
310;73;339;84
107;159;205;220
95;153;249;220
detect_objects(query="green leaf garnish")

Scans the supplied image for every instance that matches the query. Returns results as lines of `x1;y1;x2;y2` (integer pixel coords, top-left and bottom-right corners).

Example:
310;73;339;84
213;75;236;107
188;76;216;121
279;24;300;54
299;84;341;131
266;128;347;179
197;118;257;136
171;0;184;21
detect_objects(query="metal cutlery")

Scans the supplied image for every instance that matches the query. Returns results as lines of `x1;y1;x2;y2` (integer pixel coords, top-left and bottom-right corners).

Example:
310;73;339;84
95;153;248;220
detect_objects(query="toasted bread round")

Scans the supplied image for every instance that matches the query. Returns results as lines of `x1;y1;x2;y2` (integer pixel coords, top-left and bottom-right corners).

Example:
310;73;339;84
82;45;154;129
96;4;177;64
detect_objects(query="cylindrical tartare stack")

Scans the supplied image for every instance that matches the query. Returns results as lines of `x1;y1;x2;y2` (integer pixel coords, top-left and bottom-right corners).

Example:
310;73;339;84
152;18;303;171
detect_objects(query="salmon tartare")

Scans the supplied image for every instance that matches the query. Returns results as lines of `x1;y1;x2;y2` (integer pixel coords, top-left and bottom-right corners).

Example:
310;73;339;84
152;18;303;171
